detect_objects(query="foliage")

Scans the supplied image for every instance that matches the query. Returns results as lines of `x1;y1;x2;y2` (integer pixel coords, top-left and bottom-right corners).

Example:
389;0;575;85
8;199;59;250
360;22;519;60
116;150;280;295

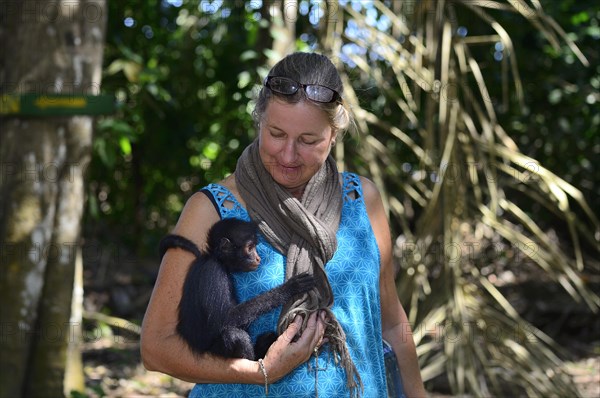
88;0;267;252
503;0;600;215
319;1;600;396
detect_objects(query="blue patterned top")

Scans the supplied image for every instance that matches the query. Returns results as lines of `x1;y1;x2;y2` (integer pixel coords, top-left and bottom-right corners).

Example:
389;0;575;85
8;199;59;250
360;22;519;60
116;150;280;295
189;172;387;398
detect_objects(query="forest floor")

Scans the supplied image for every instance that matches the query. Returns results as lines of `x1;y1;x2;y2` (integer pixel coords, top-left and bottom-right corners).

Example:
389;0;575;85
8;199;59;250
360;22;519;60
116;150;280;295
80;251;600;398
81;339;599;397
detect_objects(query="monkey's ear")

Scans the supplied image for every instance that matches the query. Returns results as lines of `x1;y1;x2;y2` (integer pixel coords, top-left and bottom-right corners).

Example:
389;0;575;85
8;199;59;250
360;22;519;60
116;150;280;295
219;237;233;253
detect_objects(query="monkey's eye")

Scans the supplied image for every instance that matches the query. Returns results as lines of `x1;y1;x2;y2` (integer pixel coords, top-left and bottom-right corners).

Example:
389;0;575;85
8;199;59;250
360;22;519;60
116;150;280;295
242;241;256;255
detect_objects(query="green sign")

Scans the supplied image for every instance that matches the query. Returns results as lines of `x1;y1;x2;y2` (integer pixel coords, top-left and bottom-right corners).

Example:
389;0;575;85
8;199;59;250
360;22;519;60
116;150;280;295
0;94;115;116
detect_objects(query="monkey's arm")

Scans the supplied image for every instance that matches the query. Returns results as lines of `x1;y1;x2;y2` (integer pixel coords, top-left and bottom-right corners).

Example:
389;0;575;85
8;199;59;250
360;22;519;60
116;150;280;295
225;273;314;328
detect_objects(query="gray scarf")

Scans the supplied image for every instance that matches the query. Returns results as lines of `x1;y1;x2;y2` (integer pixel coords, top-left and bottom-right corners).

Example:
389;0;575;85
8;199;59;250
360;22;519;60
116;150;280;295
235;140;362;397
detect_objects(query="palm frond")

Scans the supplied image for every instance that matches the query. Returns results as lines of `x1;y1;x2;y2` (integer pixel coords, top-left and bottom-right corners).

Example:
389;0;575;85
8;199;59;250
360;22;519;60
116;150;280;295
314;0;600;396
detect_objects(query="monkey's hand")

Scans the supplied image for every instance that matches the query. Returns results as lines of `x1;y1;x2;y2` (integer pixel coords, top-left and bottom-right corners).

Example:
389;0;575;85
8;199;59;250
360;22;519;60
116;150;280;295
284;272;316;296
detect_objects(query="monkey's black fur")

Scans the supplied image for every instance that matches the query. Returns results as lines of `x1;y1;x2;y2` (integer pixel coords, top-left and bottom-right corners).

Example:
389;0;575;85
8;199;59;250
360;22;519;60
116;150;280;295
159;218;315;360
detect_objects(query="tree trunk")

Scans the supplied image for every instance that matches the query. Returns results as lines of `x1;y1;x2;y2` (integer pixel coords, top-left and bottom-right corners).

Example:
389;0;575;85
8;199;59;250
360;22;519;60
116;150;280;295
265;0;297;66
0;1;107;396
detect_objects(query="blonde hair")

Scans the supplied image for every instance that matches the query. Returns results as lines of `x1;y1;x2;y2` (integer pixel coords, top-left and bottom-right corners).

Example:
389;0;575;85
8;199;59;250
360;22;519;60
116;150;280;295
253;52;353;137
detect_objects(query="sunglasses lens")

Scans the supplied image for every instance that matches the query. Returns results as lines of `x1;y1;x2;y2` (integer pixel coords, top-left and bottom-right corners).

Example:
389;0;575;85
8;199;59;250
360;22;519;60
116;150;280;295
268;77;298;95
305;85;335;103
266;76;339;103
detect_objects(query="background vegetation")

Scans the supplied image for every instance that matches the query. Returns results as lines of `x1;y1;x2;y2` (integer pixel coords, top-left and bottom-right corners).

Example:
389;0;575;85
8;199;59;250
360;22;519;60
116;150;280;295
90;1;600;251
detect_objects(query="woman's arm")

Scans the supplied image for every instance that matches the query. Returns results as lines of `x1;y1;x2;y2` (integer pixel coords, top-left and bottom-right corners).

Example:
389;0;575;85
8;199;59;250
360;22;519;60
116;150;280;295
361;177;427;398
140;191;325;384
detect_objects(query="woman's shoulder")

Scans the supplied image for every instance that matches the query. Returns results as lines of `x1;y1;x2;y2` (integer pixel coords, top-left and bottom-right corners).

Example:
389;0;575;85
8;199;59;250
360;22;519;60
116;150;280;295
218;174;237;193
357;175;378;193
172;190;221;249
172;174;247;247
355;175;384;212
210;174;247;208
340;172;380;199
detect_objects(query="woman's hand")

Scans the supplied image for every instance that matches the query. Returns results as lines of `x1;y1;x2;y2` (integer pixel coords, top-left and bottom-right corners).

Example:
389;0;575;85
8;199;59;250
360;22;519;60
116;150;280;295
262;311;327;382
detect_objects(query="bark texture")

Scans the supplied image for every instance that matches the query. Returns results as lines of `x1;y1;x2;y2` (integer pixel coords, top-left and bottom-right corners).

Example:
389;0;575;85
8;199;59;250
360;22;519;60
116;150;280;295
0;1;107;396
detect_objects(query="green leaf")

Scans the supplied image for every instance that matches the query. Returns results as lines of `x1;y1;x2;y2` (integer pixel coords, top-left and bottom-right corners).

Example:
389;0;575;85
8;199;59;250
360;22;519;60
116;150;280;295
119;137;132;156
202;142;220;160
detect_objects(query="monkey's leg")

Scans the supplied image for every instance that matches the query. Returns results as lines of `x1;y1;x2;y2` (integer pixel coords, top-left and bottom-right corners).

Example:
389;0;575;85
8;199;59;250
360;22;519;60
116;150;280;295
254;332;278;359
221;327;255;360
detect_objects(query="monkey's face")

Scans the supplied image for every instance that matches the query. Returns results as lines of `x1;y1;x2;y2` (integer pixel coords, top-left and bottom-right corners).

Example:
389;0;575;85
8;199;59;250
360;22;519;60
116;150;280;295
233;240;261;272
211;220;263;273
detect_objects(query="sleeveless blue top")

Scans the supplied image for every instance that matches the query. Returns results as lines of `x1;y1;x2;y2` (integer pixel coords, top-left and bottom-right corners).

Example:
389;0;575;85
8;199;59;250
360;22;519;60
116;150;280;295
189;172;387;398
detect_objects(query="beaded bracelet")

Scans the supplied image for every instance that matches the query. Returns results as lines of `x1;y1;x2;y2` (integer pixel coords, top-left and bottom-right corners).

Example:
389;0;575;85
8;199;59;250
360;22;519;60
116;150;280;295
258;358;269;396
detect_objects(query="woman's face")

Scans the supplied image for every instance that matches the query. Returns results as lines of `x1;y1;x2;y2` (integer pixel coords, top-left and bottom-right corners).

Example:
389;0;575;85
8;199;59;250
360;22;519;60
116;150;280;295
258;98;336;197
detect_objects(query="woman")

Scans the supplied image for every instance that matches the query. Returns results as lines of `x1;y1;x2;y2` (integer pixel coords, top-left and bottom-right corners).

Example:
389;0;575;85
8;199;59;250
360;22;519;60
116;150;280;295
141;52;426;397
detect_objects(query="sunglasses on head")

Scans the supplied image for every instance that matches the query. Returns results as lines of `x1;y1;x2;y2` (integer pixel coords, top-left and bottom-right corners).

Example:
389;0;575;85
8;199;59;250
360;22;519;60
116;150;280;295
264;76;340;103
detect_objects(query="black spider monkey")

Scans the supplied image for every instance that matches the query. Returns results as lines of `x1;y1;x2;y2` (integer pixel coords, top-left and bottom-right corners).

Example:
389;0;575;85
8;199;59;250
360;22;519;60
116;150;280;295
159;218;315;360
